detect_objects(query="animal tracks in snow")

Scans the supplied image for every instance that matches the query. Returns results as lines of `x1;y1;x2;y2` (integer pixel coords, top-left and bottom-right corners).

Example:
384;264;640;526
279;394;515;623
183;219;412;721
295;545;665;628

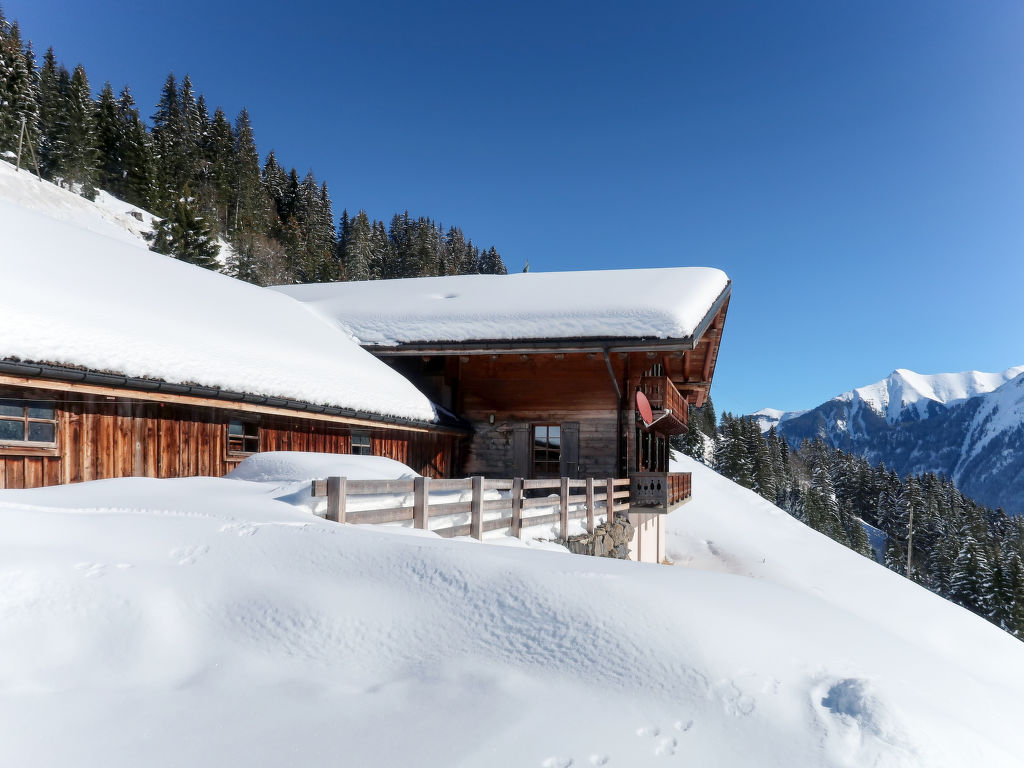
169;545;209;566
74;562;133;578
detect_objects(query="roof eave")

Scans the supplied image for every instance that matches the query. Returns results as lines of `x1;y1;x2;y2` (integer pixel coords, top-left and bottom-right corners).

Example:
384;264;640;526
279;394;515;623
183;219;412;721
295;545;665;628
365;280;733;357
0;359;471;434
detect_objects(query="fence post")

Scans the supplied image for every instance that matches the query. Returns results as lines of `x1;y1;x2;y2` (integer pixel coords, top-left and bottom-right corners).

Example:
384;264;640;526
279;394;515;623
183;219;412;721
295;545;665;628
586;477;595;533
471;475;484;540
511;477;523;538
327;476;346;523
414;476;429;530
559;476;569;540
606;478;616;523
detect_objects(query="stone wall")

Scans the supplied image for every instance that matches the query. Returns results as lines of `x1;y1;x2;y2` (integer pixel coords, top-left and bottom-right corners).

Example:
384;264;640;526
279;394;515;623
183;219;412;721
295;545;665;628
560;514;635;560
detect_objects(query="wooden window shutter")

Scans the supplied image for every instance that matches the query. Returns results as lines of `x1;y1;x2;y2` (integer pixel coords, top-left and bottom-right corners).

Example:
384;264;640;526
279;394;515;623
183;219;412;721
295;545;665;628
512;423;530;478
560;421;580;478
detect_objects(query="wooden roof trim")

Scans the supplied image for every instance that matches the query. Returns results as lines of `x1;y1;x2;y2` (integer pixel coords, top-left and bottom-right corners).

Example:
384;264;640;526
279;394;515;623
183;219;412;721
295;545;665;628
366;281;733;357
0;365;469;435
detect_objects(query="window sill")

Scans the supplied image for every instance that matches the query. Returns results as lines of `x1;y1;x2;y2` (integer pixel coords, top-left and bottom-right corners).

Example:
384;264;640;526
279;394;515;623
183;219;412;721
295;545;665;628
0;444;60;458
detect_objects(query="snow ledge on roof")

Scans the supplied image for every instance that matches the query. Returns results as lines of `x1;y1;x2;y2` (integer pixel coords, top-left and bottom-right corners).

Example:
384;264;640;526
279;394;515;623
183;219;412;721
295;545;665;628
274;267;730;346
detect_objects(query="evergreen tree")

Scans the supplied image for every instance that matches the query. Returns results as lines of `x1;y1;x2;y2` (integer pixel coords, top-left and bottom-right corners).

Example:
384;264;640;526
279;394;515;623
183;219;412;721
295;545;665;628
58;64;99;198
231;107;269;235
150;72;184;209
146;186;220;269
948;530;994;616
0;20;38;153
342;209;373;282
36;46;63;177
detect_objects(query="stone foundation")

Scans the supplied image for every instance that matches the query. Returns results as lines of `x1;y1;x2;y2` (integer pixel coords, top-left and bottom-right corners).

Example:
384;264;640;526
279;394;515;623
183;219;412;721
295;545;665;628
560;514;635;559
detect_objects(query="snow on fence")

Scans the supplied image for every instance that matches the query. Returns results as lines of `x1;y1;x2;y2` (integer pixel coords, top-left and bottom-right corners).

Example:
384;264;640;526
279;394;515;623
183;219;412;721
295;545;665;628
310;476;633;540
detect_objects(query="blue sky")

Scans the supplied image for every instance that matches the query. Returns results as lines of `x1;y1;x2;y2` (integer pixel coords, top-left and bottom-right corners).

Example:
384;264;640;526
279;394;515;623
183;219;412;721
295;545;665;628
7;1;1024;415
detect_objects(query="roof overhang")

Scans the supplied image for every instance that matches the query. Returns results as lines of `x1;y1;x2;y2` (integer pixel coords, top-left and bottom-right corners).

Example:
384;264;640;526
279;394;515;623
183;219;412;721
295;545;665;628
364;281;732;357
0;359;471;435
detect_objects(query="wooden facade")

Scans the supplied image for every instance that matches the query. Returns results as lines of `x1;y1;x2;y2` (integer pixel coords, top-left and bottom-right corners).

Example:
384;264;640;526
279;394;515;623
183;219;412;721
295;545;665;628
380;297;730;481
0;374;459;489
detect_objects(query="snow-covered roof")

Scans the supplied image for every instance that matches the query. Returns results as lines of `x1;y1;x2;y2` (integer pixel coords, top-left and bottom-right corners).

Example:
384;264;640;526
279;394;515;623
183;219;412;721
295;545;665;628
273;268;731;347
0;162;437;423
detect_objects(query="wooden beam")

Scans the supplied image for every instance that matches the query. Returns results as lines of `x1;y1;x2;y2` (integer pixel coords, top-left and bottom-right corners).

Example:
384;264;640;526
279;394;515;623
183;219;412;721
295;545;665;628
327;476;345;523
470;475;484;540
511;477;523;538
413;476;429;529
560;476;569;539
586;477;595;534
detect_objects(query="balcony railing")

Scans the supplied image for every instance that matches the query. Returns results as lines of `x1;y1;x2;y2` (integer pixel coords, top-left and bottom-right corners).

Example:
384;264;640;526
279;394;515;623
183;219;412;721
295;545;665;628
629;471;692;511
639;376;688;435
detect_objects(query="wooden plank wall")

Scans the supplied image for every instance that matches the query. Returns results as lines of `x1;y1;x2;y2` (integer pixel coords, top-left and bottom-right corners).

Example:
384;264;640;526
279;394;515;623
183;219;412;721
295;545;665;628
454;353;622;478
0;386;457;489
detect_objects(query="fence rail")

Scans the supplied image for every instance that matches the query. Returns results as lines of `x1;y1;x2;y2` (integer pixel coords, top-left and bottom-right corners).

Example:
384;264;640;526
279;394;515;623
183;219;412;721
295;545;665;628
311;472;691;541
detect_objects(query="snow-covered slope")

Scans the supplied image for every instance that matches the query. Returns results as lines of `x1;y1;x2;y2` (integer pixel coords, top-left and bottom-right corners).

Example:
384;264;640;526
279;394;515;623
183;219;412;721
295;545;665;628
0;159;436;422
1;457;1022;766
752;366;1024;514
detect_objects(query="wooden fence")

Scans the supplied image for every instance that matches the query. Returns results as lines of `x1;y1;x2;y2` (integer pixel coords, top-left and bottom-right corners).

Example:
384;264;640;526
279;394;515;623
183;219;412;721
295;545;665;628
311;476;633;540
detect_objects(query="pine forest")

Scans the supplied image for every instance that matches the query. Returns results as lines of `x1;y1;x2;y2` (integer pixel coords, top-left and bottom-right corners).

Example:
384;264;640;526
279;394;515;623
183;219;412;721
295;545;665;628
0;9;508;284
674;403;1024;640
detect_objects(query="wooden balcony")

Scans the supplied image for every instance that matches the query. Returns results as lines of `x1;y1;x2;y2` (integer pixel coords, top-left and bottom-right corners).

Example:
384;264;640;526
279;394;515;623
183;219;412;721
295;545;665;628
639;376;688;435
629;471;692;512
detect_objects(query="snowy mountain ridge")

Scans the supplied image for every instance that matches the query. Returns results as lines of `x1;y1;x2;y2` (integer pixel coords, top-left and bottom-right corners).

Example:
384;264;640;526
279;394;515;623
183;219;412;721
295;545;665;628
753;365;1024;515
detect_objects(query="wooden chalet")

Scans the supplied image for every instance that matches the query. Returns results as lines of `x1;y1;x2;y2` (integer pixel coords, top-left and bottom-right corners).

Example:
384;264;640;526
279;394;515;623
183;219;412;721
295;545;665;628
0;203;466;490
279;267;732;562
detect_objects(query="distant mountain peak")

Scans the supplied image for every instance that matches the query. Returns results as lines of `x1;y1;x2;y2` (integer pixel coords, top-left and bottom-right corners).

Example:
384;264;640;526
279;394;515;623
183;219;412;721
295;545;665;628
749;365;1024;515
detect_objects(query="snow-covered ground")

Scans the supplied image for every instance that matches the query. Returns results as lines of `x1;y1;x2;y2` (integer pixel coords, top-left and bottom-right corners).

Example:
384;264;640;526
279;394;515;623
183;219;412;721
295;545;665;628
1;453;1022;766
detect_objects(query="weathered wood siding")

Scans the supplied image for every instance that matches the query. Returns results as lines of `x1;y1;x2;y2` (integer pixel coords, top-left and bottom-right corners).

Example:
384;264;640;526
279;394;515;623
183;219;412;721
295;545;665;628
0;384;458;489
452;353;622;479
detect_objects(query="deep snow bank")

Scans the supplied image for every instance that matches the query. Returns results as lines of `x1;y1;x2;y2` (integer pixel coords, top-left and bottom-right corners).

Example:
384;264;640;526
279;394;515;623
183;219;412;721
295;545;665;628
0;464;1022;766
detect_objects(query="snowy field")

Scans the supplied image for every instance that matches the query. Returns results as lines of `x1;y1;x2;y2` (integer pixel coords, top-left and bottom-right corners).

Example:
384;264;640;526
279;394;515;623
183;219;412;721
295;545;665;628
1;453;1022;766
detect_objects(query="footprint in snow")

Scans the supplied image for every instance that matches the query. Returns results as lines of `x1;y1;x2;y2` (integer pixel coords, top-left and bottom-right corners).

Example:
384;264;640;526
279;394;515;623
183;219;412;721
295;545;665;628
674;719;693;733
636;726;660;737
219;522;259;537
541;758;573;768
588;755;609;766
654;737;678;757
75;562;107;579
170;545;209;565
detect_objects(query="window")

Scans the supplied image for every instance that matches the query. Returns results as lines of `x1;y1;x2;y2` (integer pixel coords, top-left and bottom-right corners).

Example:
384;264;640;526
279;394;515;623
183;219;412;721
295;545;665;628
0;399;57;447
533;424;560;477
227;420;259;455
351;431;372;456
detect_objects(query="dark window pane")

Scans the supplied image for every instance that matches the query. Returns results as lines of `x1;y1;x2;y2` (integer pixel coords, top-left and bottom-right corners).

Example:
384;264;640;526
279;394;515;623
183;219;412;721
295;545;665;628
0;400;22;417
0;420;25;441
27;422;55;443
228;421;243;436
27;402;55;419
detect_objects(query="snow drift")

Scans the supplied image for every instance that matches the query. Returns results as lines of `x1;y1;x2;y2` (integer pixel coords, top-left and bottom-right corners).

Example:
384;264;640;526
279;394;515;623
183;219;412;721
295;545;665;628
1;453;1022;766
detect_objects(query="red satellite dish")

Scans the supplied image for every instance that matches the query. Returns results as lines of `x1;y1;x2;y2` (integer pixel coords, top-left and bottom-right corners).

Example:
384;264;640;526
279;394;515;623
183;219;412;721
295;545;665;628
635;390;654;426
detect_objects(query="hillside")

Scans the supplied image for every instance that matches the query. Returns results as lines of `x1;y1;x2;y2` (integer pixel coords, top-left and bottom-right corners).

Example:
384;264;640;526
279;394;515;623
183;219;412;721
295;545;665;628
0;454;1022;766
753;366;1024;514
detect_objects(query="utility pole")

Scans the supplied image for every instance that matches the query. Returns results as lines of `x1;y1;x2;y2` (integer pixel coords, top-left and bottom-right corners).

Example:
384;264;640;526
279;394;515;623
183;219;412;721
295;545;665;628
15;116;43;182
906;505;915;580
